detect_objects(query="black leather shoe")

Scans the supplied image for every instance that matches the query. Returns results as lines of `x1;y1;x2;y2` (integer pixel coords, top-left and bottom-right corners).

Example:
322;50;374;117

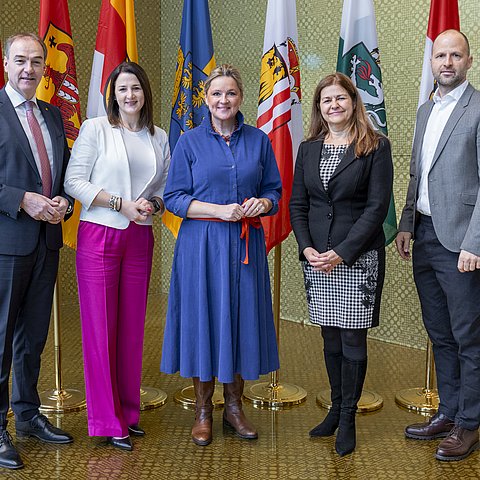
405;412;454;440
128;424;145;436
16;414;73;444
0;430;23;469
107;436;133;451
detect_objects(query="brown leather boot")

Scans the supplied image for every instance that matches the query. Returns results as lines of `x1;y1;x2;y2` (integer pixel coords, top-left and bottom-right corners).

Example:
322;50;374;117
223;375;258;439
191;377;215;446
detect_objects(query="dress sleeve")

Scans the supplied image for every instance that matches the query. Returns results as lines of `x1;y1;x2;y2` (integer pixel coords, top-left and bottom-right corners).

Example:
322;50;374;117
163;136;196;219
259;134;282;216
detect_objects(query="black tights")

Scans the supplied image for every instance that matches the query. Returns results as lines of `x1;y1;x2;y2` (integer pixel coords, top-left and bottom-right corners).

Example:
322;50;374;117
321;326;368;361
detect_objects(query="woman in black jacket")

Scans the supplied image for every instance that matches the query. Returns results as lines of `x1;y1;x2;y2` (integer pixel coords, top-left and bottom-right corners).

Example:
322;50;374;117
289;72;393;456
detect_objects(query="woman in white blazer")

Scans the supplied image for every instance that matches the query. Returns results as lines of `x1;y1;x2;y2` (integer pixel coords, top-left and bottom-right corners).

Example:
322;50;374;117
64;62;170;451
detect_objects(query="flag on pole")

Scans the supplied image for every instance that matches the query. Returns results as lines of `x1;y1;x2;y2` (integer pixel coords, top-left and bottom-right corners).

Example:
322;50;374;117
337;0;397;245
37;0;82;249
87;0;138;118
164;0;215;237
0;42;5;88
257;0;303;253
418;0;459;107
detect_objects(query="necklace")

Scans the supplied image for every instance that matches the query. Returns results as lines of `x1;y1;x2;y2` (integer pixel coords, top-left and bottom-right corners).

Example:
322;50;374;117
211;119;238;142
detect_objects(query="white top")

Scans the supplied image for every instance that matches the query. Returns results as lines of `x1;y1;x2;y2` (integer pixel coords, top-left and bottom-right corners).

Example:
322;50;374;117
417;80;469;215
64;116;171;229
5;82;55;180
121;128;156;200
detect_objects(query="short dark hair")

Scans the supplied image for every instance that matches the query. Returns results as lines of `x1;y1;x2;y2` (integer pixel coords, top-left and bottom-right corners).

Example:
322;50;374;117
4;33;47;60
105;62;154;135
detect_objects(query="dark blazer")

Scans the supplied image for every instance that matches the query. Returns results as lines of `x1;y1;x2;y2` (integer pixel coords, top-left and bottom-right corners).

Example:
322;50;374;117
0;88;72;255
289;135;393;266
398;83;480;255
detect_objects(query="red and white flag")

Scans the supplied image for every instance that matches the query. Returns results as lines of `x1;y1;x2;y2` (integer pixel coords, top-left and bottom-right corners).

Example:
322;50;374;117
257;0;303;253
87;0;138;118
418;0;459;107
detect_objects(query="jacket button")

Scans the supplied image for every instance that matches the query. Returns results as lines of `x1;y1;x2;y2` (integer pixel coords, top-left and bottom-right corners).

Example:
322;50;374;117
327;213;333;219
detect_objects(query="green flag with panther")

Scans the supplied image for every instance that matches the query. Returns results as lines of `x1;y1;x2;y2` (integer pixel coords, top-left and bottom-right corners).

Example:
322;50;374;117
337;0;397;245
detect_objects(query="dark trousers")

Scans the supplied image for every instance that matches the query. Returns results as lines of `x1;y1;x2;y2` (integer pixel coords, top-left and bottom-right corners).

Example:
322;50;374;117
0;231;58;425
413;215;480;430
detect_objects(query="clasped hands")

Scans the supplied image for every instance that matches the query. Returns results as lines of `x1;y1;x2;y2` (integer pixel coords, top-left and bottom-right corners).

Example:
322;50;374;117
303;246;343;274
219;198;271;222
120;197;154;222
21;192;69;224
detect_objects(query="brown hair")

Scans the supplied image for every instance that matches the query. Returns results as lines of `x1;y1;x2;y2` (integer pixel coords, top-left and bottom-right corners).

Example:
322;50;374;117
106;62;154;135
4;33;47;60
306;72;380;157
204;64;244;99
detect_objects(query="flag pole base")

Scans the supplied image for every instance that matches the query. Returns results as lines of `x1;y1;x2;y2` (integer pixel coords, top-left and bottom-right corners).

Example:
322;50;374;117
173;385;224;410
140;386;168;410
39;389;86;414
316;389;383;413
395;387;439;414
243;381;307;410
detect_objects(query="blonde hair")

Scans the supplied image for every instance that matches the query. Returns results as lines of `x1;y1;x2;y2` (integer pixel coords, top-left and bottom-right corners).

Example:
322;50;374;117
204;64;244;99
306;72;380;157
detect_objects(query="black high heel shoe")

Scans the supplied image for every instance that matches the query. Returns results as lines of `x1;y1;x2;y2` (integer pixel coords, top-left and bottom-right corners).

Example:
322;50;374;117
128;424;145;436
106;436;133;451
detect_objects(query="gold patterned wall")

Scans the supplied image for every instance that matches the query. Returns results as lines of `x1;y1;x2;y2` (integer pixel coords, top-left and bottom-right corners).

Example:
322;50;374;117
2;0;480;349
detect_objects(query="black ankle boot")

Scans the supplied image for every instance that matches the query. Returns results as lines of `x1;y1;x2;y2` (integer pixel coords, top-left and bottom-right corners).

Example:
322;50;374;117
335;357;367;456
310;352;342;437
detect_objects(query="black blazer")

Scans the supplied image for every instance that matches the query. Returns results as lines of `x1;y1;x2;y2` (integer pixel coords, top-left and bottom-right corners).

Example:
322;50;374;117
0;88;72;255
289;136;393;266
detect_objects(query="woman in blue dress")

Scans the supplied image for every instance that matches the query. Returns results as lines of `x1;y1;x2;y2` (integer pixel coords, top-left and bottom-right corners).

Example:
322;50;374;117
161;64;281;446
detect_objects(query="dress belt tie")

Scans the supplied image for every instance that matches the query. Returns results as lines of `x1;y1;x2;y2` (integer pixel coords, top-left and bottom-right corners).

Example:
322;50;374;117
193;216;262;265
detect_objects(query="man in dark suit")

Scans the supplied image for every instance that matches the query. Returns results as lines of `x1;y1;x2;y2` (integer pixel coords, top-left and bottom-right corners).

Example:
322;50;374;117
396;29;480;462
0;33;74;469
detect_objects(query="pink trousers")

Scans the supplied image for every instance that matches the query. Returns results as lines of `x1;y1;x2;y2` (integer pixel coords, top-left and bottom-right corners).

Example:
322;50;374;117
76;221;154;437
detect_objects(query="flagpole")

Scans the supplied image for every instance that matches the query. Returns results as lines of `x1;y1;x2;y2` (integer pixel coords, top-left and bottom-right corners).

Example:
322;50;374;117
243;243;307;408
40;279;86;413
395;339;439;414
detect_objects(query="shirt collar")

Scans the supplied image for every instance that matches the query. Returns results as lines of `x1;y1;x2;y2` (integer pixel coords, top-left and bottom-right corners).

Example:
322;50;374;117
432;80;469;104
5;82;39;109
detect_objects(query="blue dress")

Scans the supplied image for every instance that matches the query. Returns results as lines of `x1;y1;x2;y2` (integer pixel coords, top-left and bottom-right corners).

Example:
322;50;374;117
161;114;282;383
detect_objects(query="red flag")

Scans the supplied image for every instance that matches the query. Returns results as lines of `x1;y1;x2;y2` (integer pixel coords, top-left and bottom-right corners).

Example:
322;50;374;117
0;43;5;88
87;0;138;118
418;0;459;107
257;0;303;253
38;0;83;249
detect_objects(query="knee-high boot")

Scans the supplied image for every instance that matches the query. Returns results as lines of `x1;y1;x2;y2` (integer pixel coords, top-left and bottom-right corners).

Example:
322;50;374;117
223;375;258;439
335;357;367;456
309;351;343;437
192;377;215;446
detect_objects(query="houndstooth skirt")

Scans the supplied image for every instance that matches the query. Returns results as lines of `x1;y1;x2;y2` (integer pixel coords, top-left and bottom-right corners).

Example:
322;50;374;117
302;248;385;329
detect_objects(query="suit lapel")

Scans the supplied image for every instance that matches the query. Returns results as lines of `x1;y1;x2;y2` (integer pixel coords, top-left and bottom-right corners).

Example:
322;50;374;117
329;143;356;181
0;89;40;178
430;86;472;171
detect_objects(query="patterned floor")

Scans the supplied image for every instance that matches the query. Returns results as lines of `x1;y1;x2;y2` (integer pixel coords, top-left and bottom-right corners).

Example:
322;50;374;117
5;294;480;479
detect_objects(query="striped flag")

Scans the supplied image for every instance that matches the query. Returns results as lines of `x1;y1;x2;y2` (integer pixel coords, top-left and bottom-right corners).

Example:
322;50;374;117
37;0;82;248
257;0;303;253
86;0;138;118
0;42;5;88
163;0;216;237
418;0;459;107
337;0;397;245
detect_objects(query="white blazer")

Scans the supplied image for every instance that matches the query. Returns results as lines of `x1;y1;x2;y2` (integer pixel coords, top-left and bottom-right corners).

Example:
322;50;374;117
64;116;171;229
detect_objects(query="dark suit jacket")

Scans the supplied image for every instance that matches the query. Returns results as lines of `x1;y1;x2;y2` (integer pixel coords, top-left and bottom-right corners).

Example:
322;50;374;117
398;83;480;255
0;88;72;255
289;136;393;266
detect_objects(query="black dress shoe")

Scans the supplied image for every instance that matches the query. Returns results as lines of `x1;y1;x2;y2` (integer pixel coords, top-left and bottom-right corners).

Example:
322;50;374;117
16;414;73;444
405;412;454;440
128;424;145;436
107;436;133;451
0;430;23;470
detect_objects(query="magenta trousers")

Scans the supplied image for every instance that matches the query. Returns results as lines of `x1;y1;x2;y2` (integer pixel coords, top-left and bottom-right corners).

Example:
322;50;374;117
76;221;154;437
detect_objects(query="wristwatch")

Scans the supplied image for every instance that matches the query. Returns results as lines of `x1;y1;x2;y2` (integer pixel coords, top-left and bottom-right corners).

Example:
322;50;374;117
66;202;74;215
150;197;164;215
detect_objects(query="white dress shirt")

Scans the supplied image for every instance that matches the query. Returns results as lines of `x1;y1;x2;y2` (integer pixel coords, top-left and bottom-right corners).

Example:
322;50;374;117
417;80;469;215
5;82;55;180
